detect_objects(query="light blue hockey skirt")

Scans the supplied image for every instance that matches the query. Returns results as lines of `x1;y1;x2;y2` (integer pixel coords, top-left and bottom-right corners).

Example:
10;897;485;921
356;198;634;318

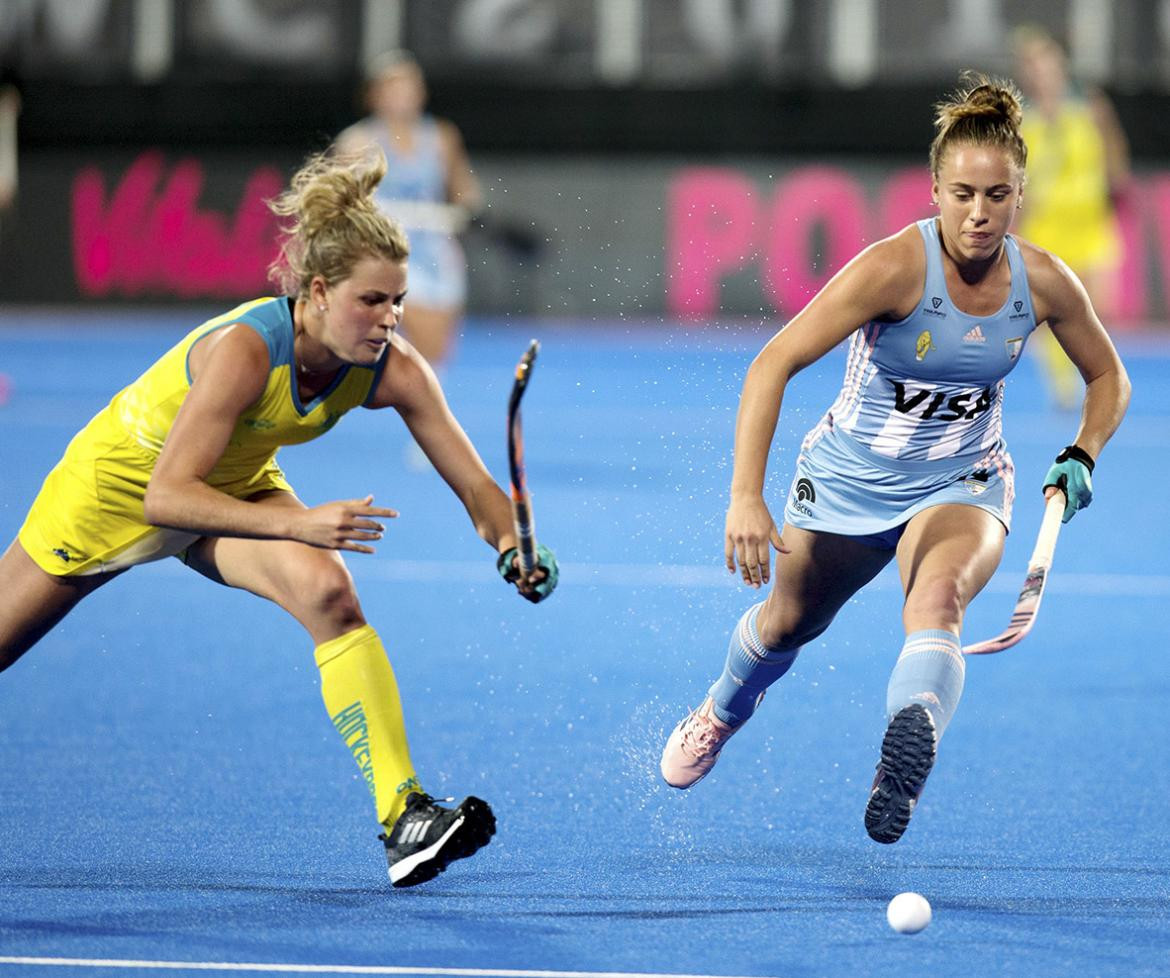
782;422;1014;549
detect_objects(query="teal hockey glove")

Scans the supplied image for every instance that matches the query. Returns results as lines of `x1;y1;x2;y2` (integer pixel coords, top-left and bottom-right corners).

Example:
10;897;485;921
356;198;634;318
1042;444;1095;523
497;543;559;603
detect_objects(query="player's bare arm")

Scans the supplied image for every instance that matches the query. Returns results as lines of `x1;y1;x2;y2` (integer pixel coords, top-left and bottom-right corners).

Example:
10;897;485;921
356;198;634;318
726;231;925;583
1022;245;1132;459
370;334;516;554
144;325;396;552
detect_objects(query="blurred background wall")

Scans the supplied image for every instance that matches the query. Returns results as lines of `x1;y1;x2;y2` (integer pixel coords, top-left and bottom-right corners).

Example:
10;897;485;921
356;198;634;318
2;0;1168;325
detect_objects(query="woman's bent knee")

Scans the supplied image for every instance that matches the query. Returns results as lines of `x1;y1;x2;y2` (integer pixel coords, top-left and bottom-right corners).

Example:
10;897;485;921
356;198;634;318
903;575;964;630
282;556;365;633
756;598;831;651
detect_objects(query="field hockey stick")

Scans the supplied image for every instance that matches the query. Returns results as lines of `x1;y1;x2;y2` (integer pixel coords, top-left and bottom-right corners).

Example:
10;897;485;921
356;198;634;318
962;489;1066;655
507;340;540;576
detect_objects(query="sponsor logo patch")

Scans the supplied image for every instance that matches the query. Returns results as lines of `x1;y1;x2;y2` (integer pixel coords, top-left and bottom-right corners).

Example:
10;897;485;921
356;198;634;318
890;382;992;422
915;330;937;361
791;477;816;517
962;470;991;495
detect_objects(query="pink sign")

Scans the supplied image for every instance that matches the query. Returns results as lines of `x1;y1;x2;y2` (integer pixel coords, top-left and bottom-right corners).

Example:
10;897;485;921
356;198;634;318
72;151;283;298
761;166;868;314
666;169;760;315
666;164;1149;326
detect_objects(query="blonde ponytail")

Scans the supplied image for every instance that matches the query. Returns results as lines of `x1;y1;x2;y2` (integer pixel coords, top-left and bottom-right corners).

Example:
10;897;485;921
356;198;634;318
267;149;410;295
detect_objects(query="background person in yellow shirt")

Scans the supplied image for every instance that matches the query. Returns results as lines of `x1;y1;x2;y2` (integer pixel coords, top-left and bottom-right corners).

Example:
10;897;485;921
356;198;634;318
1012;25;1131;410
0;148;558;888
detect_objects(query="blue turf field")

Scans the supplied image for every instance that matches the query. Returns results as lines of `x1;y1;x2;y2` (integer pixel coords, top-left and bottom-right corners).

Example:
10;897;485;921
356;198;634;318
1;310;1168;978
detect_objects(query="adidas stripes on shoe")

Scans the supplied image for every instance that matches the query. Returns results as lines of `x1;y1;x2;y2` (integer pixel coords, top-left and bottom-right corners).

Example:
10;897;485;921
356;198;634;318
380;792;496;887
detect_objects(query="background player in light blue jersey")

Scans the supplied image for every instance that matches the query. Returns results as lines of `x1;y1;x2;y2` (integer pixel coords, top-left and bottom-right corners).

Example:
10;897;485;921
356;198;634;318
337;51;481;372
661;75;1130;845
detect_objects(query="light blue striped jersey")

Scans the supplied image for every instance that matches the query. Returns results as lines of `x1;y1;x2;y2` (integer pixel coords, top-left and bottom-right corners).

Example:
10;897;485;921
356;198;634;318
365;115;466;307
826;219;1038;464
369;115;446;208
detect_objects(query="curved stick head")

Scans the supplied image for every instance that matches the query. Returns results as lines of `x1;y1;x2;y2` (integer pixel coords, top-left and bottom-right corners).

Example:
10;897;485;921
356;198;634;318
507;339;540;494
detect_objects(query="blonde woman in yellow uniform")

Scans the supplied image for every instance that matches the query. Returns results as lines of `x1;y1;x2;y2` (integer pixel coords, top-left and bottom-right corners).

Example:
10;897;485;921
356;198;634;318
1013;26;1131;409
0;149;558;888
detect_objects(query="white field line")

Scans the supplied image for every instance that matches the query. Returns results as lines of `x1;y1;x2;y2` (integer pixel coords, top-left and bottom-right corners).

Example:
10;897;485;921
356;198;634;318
0;957;780;978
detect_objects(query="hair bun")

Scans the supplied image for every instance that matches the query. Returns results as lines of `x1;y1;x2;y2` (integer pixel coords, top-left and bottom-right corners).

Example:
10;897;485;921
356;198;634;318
928;72;1028;175
265;148;408;296
962;78;1024;128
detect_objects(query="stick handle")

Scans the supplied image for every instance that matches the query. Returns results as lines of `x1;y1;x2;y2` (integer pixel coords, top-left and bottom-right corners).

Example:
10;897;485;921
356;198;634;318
1030;489;1066;570
512;494;538;575
506;339;541;578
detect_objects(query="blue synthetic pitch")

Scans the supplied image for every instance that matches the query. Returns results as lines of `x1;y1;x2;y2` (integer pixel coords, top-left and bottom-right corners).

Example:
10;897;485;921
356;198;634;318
0;310;1167;978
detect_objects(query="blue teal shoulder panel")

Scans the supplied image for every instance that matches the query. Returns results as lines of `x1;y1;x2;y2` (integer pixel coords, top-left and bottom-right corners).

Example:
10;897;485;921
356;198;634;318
234;297;294;370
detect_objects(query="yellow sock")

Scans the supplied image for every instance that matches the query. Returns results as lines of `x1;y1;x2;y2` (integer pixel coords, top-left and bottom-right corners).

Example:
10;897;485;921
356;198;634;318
314;624;421;829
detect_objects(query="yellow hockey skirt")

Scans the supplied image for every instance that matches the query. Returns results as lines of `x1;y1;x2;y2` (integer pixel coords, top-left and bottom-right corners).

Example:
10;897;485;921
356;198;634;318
18;430;293;578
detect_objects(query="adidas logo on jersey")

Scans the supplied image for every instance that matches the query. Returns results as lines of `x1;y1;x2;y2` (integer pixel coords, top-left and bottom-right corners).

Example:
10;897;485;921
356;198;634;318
962;324;987;344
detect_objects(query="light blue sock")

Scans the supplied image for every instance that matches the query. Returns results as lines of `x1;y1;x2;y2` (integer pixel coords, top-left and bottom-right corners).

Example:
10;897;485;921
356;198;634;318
885;629;965;737
708;602;799;726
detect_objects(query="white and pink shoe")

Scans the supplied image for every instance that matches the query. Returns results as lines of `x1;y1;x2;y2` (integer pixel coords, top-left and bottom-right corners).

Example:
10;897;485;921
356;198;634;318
660;696;753;789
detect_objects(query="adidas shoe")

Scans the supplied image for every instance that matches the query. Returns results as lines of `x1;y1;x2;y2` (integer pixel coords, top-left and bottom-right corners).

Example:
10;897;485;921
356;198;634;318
864;703;937;844
660;696;755;789
380;792;496;887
